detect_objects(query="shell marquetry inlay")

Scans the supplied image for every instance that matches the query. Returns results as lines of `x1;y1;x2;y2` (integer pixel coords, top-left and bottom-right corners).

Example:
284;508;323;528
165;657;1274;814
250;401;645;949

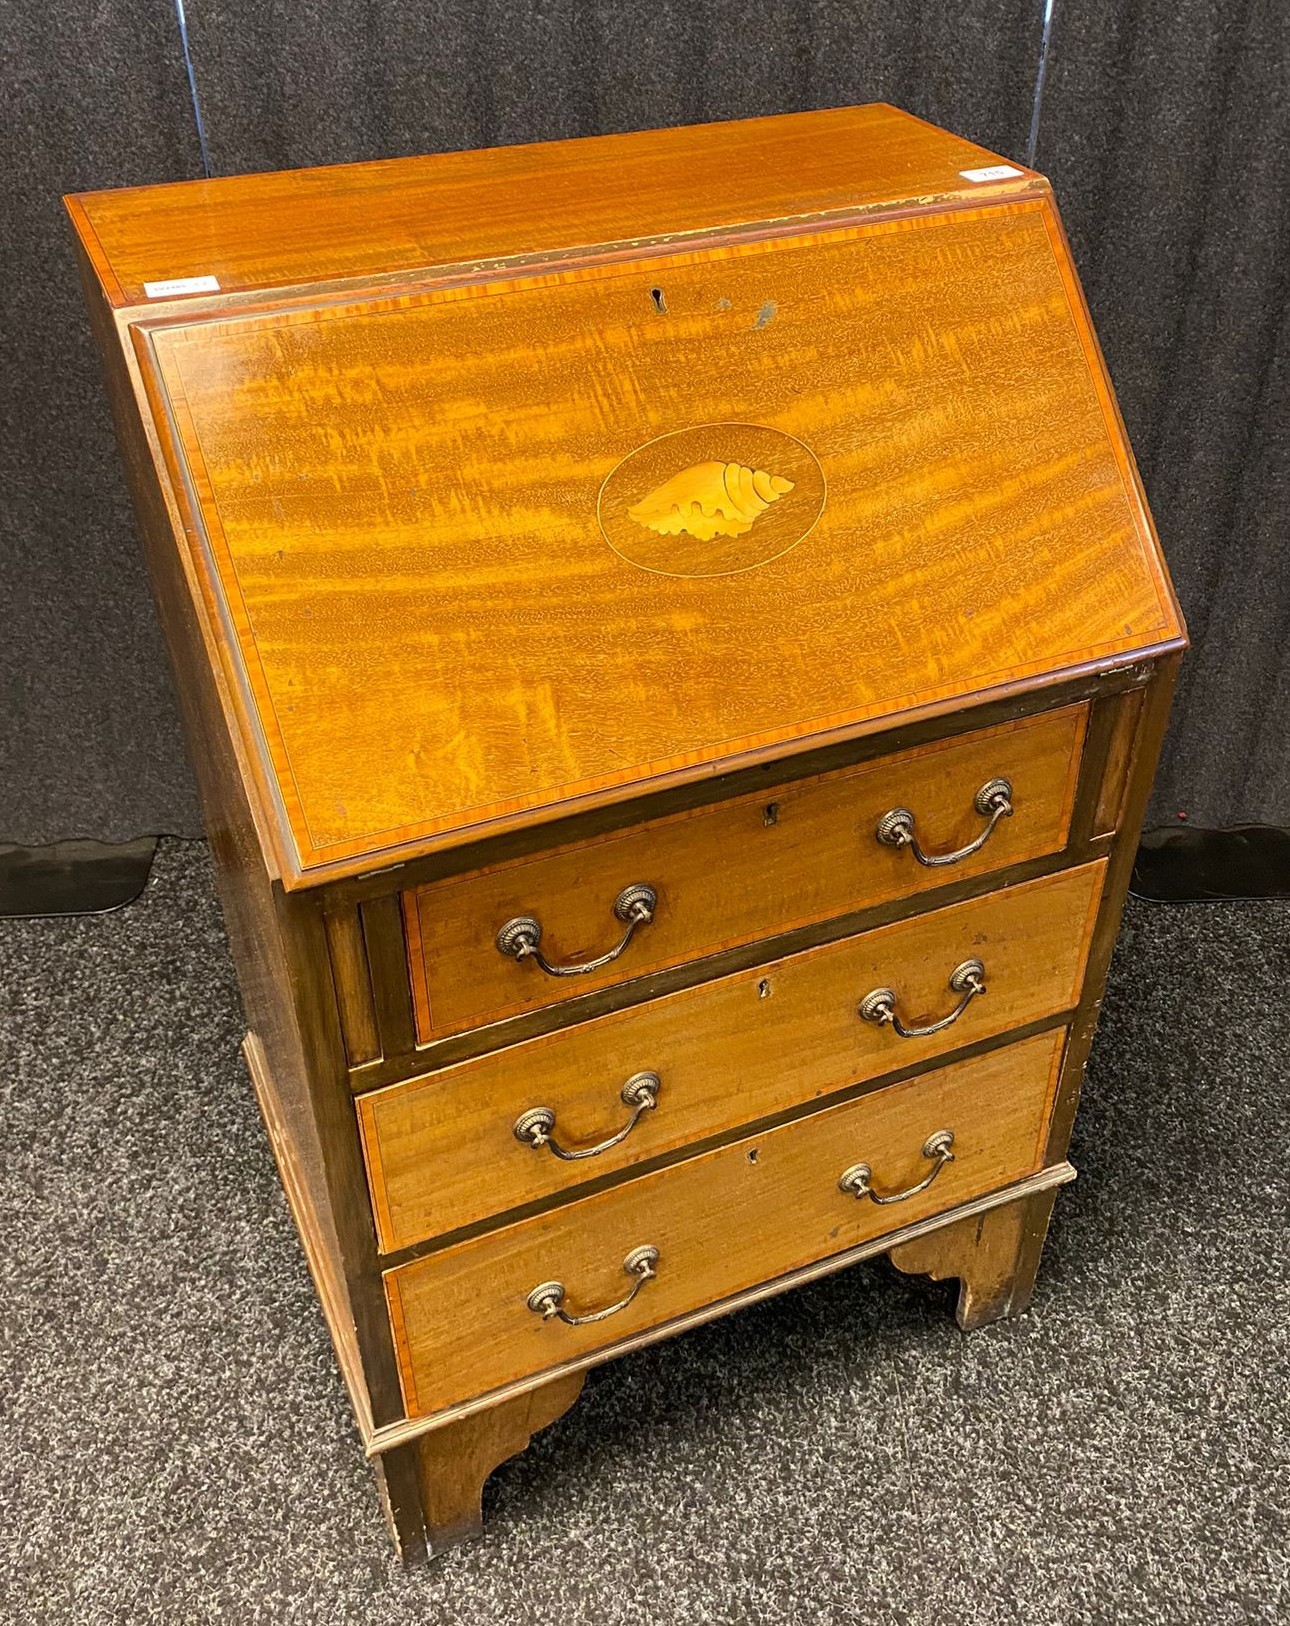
628;460;795;541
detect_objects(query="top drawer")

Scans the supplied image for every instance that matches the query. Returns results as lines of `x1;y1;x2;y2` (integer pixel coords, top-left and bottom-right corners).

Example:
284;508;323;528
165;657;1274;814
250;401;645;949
403;704;1087;1042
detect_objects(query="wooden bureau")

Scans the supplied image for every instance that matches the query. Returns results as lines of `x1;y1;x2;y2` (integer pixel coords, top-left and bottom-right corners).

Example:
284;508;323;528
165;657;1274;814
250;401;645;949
67;103;1186;1562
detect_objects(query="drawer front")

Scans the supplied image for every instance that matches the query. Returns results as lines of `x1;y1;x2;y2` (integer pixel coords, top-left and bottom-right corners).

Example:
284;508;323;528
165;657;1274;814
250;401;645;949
404;704;1088;1042
364;862;1104;1252
385;1030;1065;1417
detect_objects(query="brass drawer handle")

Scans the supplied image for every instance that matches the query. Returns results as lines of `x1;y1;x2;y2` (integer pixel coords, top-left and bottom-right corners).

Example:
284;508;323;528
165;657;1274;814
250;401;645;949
859;957;986;1038
496;884;658;977
526;1245;660;1325
513;1072;661;1161
839;1130;956;1205
876;777;1013;867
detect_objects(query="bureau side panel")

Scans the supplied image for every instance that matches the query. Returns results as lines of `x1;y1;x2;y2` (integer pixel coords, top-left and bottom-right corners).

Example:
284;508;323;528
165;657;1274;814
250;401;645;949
72;242;409;1445
1045;657;1181;1163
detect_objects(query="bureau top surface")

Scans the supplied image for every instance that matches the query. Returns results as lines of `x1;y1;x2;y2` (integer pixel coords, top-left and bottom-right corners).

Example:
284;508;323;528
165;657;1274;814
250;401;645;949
74;104;1033;307
69;105;1184;887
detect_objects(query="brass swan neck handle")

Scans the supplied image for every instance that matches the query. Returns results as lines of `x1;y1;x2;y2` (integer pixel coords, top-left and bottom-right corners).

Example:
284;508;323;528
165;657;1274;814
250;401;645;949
859;959;987;1039
526;1246;660;1326
513;1073;660;1161
496;884;658;978
839;1130;956;1205
876;778;1014;867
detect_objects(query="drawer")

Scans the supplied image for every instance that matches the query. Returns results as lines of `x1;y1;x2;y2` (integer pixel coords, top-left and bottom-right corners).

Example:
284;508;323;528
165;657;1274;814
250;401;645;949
364;861;1103;1252
403;704;1088;1042
385;1029;1065;1416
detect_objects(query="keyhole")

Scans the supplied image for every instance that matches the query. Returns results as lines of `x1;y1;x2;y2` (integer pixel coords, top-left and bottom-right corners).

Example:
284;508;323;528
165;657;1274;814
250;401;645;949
650;287;667;313
763;802;780;827
758;979;771;999
747;1147;760;1164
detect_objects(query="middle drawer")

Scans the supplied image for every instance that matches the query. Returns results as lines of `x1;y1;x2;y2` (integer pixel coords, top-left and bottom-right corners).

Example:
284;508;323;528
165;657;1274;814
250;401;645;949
359;860;1104;1253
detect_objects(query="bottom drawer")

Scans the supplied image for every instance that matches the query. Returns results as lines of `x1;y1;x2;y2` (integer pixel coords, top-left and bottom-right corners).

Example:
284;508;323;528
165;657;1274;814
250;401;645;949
386;1029;1065;1417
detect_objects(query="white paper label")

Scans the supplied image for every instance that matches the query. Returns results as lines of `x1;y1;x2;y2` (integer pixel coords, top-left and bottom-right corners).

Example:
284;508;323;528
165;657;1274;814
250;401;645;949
142;274;221;298
959;165;1025;183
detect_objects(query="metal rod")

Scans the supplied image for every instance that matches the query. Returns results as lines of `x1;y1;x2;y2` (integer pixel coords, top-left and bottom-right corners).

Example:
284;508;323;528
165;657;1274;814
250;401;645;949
1026;0;1058;169
173;0;213;178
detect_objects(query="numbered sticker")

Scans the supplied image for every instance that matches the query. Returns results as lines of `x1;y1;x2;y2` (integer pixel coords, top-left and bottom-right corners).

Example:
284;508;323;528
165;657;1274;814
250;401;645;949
143;275;221;298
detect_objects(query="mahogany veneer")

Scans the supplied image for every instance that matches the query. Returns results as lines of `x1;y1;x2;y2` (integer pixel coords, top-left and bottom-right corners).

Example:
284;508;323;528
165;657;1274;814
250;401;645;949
69;103;1185;1561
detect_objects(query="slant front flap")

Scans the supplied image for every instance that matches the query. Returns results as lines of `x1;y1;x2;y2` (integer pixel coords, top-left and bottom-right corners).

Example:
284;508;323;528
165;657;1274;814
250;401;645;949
146;198;1180;878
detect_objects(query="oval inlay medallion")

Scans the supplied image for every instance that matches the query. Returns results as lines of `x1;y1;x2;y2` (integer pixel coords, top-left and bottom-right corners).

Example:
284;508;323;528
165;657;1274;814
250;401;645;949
598;423;826;578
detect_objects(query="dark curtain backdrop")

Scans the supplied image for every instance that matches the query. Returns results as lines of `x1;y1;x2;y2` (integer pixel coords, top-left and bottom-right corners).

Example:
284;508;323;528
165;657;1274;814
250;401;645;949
3;1;1286;843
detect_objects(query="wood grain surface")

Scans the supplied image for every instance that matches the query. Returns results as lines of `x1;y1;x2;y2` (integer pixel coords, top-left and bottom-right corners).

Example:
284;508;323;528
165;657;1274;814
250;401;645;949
366;861;1104;1253
384;1030;1064;1416
404;704;1087;1042
141;197;1178;880
1095;686;1146;836
323;905;381;1067
66;102;1190;1561
888;1184;1058;1330
70;240;414;1437
67;104;1039;308
414;1371;585;1553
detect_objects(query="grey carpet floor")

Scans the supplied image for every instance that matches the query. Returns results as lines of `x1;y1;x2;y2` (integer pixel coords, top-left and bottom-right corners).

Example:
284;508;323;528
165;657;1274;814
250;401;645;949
1;840;1286;1626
